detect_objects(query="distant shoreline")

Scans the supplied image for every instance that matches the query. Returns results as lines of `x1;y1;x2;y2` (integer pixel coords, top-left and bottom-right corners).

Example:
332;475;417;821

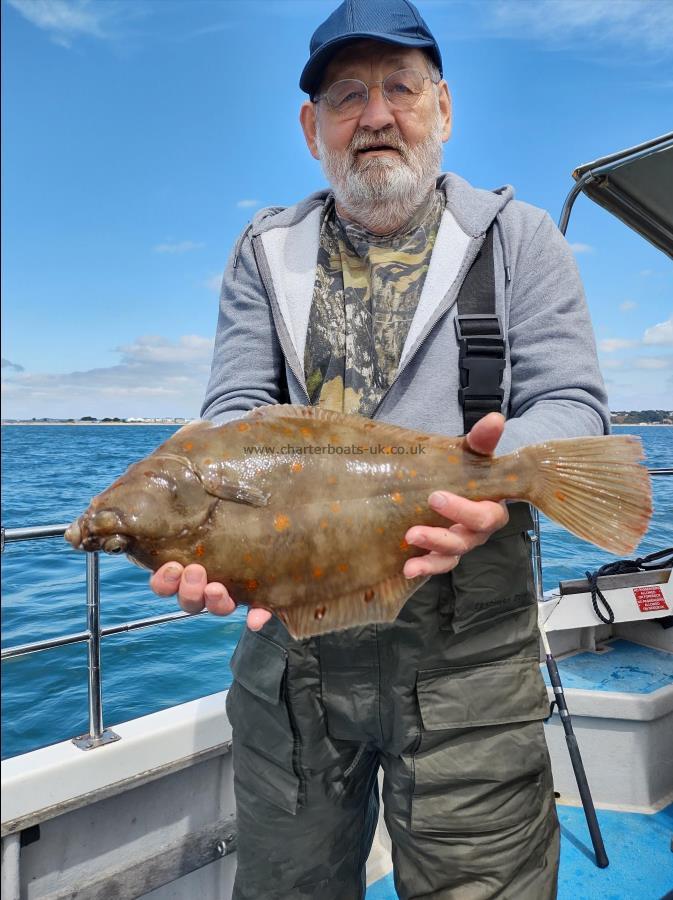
1;422;187;427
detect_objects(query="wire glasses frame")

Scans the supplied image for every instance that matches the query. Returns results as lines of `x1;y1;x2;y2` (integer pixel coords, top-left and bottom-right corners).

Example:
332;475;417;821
313;68;439;118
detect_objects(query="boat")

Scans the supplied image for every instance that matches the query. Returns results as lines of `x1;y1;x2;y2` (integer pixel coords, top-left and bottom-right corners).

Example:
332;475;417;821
2;133;672;900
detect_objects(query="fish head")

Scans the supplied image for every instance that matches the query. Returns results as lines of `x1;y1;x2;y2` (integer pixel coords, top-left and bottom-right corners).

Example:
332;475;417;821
64;454;214;556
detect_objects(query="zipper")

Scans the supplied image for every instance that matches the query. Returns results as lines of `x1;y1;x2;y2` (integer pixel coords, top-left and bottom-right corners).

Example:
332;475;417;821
250;232;311;404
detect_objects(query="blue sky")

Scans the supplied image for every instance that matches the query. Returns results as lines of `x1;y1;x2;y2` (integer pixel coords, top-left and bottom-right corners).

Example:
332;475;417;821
2;0;672;419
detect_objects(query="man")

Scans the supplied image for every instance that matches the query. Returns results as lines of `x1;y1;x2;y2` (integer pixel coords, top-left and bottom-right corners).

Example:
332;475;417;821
151;1;609;897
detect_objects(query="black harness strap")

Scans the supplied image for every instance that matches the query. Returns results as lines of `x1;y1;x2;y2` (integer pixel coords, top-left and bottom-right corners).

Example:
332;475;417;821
454;227;505;434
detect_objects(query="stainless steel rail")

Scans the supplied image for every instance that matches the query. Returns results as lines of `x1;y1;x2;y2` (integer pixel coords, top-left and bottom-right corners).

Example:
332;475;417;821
1;524;205;750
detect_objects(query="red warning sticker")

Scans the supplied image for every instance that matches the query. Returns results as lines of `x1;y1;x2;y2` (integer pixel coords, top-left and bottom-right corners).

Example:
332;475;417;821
633;586;669;613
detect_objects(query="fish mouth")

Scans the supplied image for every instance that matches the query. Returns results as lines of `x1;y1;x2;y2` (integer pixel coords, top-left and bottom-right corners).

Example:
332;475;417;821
64;512;131;555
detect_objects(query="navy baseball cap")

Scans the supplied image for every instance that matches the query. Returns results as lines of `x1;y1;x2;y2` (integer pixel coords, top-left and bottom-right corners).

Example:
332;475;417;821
300;0;443;97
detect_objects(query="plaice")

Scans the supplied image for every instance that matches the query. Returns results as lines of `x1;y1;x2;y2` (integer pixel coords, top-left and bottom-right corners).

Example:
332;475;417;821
64;405;652;639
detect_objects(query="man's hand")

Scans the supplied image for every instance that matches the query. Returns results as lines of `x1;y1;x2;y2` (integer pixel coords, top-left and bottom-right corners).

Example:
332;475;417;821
403;412;509;578
149;564;271;631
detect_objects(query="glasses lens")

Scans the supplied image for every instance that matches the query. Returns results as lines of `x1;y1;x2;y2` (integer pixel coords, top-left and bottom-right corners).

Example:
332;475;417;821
383;69;425;108
325;79;368;115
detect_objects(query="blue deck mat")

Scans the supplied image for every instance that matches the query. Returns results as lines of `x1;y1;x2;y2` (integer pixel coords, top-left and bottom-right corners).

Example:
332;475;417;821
540;639;673;693
366;803;673;899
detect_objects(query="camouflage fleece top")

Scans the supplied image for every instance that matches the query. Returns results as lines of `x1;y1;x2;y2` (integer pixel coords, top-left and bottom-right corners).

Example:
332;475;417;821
304;189;445;417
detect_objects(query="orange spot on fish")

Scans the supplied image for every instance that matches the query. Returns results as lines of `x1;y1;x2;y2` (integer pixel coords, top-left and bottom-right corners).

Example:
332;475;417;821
300;427;312;439
243;552;253;564
400;538;409;551
327;476;337;485
376;526;385;534
382;446;392;455
467;480;478;490
314;606;326;620
291;462;303;473
330;501;341;514
395;470;404;480
183;442;193;451
505;473;518;482
203;458;212;465
194;543;205;557
313;567;323;579
364;589;375;603
391;492;403;504
245;579;259;591
274;513;291;531
237;422;250;432
364;422;376;430
338;563;349;573
320;519;329;530
410;469;417;477
292;573;302;582
446;455;459;464
415;505;423;515
555;491;566;502
144;471;154;478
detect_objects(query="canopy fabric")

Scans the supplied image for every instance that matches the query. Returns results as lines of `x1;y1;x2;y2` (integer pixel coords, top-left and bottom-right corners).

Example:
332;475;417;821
572;132;673;259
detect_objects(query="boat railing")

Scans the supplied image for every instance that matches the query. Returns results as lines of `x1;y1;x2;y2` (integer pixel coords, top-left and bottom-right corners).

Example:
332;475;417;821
2;466;671;751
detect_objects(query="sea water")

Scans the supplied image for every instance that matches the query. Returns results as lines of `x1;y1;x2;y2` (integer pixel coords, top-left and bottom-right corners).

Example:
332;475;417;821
1;424;671;759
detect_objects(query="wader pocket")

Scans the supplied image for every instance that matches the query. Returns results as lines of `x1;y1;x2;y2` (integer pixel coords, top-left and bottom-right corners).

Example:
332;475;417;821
443;503;535;634
226;628;300;815
411;657;550;834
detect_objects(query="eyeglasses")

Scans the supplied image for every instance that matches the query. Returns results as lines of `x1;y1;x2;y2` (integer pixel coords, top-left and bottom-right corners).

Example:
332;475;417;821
313;68;438;118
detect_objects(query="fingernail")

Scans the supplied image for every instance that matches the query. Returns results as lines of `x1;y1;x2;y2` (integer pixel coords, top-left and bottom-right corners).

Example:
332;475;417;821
164;566;182;583
184;569;202;584
429;492;446;509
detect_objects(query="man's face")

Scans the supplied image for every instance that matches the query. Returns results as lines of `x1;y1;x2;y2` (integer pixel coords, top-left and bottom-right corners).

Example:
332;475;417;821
300;41;452;229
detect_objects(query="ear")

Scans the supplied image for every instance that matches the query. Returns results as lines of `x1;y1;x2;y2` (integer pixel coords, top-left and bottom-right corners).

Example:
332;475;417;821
438;81;452;142
300;101;321;160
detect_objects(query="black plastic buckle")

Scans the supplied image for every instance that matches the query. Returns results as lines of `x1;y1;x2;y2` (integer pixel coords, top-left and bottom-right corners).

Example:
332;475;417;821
454;314;505;406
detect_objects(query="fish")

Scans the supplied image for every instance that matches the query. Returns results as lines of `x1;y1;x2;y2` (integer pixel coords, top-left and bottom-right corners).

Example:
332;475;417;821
64;404;652;639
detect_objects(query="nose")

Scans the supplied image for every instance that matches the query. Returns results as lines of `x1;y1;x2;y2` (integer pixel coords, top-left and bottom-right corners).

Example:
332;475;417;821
356;84;396;132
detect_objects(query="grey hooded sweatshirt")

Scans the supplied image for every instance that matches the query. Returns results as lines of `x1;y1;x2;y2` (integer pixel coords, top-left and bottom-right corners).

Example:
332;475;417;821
201;172;609;450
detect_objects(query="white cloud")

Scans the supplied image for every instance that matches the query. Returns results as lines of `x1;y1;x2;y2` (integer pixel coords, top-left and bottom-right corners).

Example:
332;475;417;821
236;199;260;209
634;356;673;370
598;338;638;353
489;0;673;54
619;301;637;312
6;0;139;47
153;240;204;255
569;242;594;255
1;334;215;420
643;316;673;346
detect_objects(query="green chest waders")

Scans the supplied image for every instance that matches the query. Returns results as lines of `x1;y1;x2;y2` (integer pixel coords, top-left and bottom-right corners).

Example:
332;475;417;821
226;224;560;900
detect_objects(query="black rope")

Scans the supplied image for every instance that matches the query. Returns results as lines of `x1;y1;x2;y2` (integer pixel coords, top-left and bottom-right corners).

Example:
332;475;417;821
585;547;673;626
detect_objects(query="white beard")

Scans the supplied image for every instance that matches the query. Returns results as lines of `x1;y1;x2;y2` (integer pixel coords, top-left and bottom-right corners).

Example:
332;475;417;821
315;114;444;233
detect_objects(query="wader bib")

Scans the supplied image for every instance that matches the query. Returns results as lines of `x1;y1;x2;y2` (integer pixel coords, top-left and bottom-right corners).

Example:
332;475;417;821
226;222;560;899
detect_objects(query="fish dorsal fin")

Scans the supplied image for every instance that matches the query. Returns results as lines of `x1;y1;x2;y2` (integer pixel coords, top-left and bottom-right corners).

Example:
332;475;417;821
274;572;428;640
245;404;462;452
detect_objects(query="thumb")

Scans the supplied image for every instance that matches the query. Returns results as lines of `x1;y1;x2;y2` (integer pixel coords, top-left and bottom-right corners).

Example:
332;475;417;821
465;412;505;457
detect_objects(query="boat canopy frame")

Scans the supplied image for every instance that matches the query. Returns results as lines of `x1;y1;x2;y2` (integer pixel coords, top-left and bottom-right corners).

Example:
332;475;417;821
557;131;673;256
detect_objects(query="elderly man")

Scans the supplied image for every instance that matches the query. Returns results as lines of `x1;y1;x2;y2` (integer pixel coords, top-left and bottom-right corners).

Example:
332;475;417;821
151;1;609;897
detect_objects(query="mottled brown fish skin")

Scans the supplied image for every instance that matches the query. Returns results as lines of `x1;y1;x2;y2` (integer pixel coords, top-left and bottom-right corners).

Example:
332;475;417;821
64;404;651;637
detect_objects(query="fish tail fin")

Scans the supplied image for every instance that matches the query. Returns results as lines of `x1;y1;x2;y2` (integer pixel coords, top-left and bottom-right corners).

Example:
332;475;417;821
526;435;652;556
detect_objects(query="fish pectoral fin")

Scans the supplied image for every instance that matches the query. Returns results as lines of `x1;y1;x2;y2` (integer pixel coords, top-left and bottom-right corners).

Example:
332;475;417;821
197;471;270;507
275;572;429;640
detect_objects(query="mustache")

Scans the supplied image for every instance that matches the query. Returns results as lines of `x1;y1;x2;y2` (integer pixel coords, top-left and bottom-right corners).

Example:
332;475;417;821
349;129;409;160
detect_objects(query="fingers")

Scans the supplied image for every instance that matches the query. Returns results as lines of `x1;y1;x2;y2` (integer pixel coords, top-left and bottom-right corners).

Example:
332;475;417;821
428;493;509;534
176;564;208;614
150;562;184;596
404;496;509;579
247;608;272;631
204;582;236;616
404;551;460;578
465;412;505;457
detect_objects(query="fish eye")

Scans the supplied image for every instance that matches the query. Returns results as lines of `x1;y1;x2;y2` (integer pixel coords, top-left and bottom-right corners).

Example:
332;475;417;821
103;535;129;554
